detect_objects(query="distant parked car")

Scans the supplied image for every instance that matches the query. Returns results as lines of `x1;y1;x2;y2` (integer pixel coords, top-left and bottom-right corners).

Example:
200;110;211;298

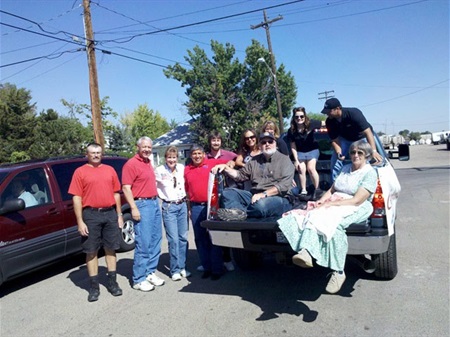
0;156;135;286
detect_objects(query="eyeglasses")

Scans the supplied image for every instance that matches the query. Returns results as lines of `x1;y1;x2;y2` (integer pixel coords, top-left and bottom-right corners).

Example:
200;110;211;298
173;176;177;188
244;135;256;141
295;115;305;120
260;139;275;145
350;150;365;156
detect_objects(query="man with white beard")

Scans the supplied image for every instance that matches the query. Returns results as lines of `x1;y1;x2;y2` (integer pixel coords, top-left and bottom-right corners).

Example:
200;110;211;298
212;132;295;221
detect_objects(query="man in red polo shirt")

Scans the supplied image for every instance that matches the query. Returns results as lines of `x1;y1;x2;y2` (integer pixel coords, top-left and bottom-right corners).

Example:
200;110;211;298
205;131;237;272
69;142;124;302
184;144;229;280
122;136;164;292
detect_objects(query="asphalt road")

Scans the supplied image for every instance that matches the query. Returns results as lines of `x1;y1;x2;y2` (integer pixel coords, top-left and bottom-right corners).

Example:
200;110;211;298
1;144;449;337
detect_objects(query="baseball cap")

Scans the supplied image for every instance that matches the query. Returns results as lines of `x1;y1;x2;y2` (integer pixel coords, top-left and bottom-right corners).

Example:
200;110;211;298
321;98;341;114
259;132;276;141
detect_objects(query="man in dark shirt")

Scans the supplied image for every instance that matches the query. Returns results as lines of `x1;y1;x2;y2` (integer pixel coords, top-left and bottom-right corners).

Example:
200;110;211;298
321;98;382;181
212;132;295;220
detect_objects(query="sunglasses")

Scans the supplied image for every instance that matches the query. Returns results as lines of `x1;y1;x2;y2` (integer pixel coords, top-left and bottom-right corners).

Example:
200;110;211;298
295;115;305;119
260;139;275;145
244;135;256;141
350;150;365;156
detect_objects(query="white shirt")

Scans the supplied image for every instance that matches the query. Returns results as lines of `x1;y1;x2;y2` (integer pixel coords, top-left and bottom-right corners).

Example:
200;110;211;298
19;191;38;207
155;163;186;202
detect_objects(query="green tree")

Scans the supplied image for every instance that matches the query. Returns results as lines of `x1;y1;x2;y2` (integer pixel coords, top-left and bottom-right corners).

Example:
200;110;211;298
164;40;297;150
409;132;422;141
121;104;171;146
61;96;118;144
398;129;410;138
0;83;37;163
28;109;91;158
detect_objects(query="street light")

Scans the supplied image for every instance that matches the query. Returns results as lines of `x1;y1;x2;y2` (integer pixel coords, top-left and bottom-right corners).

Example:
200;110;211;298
257;57;284;134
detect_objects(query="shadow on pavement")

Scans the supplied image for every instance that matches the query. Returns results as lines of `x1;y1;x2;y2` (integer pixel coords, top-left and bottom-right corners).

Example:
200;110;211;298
1;248;379;324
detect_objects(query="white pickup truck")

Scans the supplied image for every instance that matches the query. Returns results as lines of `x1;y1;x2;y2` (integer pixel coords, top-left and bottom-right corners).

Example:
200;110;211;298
202;131;410;280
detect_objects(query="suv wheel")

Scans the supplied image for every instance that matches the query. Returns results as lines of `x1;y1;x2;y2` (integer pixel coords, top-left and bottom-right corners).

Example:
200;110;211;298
373;233;398;280
231;248;263;270
118;212;135;252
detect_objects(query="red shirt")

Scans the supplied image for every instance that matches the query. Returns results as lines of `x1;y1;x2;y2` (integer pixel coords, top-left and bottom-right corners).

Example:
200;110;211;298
68;164;120;208
122;154;157;198
184;158;227;203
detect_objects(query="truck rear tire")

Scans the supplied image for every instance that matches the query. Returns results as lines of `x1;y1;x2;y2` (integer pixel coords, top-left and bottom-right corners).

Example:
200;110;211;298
231;248;263;270
373;233;398;280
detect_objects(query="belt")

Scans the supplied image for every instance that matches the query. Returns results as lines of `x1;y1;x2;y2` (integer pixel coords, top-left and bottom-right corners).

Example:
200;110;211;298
83;206;115;212
190;201;206;206
134;196;157;200
162;198;186;205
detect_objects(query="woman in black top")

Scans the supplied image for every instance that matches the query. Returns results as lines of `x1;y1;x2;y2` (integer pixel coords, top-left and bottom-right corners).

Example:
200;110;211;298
287;107;322;198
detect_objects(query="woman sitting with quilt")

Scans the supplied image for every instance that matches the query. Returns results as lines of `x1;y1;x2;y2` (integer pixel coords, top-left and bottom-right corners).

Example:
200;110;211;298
277;139;378;294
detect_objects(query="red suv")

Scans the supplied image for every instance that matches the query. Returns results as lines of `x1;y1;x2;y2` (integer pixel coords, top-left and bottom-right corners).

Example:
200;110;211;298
0;156;135;286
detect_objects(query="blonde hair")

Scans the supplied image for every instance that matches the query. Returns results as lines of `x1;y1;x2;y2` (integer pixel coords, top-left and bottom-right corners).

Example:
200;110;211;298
261;120;280;138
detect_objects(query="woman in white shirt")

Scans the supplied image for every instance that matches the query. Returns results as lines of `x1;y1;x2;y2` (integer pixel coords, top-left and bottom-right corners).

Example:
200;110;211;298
155;146;191;281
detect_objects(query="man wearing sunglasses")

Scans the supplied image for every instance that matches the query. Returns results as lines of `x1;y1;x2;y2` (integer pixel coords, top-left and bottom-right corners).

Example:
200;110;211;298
212;132;295;221
321;98;383;181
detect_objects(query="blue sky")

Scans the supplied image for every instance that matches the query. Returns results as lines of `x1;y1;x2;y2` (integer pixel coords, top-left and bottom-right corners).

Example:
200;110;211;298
1;0;448;135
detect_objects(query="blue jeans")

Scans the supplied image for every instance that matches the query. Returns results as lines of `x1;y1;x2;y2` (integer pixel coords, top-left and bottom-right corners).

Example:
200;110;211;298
161;201;188;276
132;199;162;284
190;204;223;274
220;188;292;218
331;137;370;182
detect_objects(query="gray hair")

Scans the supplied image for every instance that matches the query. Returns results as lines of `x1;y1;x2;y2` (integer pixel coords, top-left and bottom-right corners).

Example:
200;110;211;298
137;136;152;146
189;144;204;153
350;140;373;160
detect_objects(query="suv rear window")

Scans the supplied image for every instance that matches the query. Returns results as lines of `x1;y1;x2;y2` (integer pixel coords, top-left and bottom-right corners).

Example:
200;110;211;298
52;162;86;201
51;158;127;201
0;172;9;185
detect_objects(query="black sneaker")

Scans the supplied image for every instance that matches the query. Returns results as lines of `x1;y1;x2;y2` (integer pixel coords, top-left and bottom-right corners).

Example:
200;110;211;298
88;287;100;302
107;279;123;297
217;208;247;221
311;188;323;201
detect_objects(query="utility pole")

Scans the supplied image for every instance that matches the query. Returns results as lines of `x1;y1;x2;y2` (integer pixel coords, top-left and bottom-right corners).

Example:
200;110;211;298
83;0;104;149
251;11;284;134
318;90;335;101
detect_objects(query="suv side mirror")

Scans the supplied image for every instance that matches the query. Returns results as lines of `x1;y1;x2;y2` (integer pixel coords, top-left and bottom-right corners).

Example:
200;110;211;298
0;198;26;215
397;144;410;161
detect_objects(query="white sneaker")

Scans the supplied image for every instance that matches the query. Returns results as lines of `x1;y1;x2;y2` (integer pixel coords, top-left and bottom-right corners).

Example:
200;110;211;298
146;273;165;286
132;280;154;292
224;261;235;272
292;249;313;268
196;265;205;272
180;269;191;278
171;273;182;281
326;271;346;294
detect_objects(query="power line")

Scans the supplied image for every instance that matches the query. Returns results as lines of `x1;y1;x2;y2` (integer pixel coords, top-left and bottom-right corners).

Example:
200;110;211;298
97;48;168;68
94;0;255;33
275;0;429;27
0;48;85;68
0;7;84;41
360;79;449;108
91;2;209;48
98;0;305;44
0;22;86;46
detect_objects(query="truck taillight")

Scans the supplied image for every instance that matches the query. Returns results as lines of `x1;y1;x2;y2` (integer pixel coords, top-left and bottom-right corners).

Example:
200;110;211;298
210;177;219;218
371;179;385;218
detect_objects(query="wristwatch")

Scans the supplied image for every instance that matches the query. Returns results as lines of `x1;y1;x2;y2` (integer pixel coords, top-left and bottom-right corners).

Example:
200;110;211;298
263;191;268;198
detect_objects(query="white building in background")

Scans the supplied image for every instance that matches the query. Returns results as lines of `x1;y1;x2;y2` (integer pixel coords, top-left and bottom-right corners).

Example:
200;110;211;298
152;120;195;165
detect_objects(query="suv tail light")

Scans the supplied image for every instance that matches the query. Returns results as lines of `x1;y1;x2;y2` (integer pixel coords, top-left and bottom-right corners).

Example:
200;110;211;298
371;179;385;218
